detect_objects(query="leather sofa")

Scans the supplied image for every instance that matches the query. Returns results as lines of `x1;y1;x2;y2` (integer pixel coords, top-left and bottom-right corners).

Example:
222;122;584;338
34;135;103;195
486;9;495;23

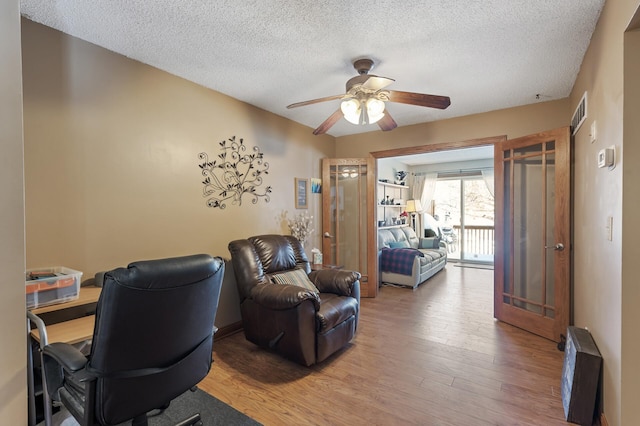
378;226;447;288
228;234;361;366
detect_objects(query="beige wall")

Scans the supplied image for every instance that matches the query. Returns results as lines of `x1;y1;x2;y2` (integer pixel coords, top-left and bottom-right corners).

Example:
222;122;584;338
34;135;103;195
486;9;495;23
21;20;335;329
570;1;640;425
0;1;27;423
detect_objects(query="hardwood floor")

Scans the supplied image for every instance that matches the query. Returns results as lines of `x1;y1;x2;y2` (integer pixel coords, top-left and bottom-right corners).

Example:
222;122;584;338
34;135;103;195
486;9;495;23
199;265;570;425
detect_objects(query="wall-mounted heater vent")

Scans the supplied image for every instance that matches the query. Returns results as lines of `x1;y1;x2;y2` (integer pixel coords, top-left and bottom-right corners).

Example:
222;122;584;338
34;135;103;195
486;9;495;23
571;92;587;135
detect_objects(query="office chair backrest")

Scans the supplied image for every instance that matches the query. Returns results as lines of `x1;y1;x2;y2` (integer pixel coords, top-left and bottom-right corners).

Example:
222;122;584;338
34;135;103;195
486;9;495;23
88;254;223;425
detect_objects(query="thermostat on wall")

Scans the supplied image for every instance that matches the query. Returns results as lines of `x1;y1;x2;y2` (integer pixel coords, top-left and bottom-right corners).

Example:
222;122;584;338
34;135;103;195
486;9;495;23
597;147;615;169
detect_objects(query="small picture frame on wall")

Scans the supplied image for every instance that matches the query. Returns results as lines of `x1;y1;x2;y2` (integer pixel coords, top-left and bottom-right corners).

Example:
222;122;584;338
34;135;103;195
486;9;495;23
295;178;308;209
311;177;322;194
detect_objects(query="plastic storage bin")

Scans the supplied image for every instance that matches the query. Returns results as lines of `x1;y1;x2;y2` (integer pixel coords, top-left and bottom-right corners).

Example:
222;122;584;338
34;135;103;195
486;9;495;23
26;266;83;309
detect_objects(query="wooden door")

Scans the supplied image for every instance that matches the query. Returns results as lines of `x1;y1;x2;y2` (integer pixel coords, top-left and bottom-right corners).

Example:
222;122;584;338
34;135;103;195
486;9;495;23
322;158;377;297
494;127;571;342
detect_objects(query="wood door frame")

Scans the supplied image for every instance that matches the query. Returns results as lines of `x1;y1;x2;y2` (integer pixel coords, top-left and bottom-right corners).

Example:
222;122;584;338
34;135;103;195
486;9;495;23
368;135;507;297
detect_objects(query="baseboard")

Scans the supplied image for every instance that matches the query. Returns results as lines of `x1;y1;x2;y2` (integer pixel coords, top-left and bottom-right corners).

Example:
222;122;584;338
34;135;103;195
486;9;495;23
215;321;243;340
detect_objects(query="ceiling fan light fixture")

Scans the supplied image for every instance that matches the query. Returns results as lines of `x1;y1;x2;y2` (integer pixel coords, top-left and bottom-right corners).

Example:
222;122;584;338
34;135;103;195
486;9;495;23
341;168;359;178
366;98;385;124
288;58;450;135
341;96;385;125
340;98;361;124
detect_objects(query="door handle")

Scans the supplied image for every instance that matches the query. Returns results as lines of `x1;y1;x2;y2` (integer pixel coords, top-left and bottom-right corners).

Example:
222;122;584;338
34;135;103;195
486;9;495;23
323;232;334;239
544;243;564;251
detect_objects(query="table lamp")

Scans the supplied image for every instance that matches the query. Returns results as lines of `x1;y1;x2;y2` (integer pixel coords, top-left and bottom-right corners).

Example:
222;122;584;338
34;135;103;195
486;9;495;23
405;199;423;232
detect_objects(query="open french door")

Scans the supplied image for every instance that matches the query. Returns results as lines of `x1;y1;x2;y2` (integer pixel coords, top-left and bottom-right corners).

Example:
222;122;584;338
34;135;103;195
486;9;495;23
321;158;377;297
494;127;571;342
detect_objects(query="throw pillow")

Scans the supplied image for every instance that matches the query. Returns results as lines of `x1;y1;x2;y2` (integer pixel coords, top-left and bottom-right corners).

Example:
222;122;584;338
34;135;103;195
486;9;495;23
419;237;441;249
271;268;319;293
389;240;410;249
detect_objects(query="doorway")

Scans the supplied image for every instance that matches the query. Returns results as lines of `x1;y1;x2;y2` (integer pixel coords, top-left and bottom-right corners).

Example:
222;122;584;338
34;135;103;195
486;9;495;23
371;136;506;262
370;129;571;343
376;141;497;265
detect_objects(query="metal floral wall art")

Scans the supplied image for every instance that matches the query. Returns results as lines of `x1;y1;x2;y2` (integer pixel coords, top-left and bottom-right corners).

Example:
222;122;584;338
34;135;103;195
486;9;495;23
198;136;271;209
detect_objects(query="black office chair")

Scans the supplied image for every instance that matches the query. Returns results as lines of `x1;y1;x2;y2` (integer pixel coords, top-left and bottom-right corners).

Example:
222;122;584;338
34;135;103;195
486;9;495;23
41;254;224;426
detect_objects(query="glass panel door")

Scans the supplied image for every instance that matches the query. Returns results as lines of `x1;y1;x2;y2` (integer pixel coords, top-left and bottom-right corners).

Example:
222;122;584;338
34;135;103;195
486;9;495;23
494;128;570;342
322;158;376;296
510;150;546;314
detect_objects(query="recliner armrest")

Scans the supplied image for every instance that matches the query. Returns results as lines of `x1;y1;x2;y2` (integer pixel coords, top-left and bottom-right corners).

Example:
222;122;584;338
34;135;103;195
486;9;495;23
308;269;361;297
251;283;320;310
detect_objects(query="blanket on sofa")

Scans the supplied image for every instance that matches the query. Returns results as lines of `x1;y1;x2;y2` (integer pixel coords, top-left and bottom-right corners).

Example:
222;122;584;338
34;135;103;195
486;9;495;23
380;248;424;276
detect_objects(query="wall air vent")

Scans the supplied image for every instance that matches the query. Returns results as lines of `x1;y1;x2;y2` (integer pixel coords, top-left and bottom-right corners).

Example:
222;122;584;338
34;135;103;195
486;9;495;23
571;92;587;136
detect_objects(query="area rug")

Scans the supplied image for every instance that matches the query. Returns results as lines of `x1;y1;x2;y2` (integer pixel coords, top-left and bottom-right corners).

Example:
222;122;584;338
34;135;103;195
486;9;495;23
49;388;261;426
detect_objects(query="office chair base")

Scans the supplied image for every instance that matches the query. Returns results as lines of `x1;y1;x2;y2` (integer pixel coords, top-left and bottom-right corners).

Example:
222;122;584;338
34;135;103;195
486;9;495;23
131;413;201;426
175;413;203;426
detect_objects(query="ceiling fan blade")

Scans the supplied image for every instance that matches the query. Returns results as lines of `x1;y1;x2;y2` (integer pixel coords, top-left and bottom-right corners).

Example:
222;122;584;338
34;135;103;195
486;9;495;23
377;111;397;132
346;74;395;92
313;109;343;135
361;75;395;91
388;90;451;109
287;94;345;109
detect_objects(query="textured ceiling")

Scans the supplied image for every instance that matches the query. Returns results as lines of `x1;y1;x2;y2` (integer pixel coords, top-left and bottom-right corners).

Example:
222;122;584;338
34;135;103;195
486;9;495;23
20;0;604;137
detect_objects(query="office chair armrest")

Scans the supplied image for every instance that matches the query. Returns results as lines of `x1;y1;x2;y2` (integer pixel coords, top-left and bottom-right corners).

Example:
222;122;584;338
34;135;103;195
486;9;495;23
43;342;88;372
308;269;361;297
42;342;91;398
251;283;320;310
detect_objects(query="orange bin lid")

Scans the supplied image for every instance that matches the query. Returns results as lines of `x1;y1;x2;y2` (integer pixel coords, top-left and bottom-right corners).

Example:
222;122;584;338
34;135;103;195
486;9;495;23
26;277;75;294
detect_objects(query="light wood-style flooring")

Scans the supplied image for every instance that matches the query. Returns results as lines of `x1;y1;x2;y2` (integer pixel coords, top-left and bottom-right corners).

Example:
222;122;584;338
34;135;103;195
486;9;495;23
200;265;570;425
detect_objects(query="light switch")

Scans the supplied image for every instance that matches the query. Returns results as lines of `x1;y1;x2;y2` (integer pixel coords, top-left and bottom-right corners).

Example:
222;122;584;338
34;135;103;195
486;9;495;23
606;216;613;241
590;121;597;143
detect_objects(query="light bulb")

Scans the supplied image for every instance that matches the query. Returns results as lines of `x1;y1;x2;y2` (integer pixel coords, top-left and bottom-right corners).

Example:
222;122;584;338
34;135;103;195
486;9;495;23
341;99;361;125
366;98;385;124
341;168;358;178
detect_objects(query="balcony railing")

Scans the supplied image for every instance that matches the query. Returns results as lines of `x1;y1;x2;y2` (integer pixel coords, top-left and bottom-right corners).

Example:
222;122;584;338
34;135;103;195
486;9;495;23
445;225;494;262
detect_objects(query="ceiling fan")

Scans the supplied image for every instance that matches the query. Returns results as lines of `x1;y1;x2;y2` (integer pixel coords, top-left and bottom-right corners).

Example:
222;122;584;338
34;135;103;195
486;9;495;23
287;58;451;135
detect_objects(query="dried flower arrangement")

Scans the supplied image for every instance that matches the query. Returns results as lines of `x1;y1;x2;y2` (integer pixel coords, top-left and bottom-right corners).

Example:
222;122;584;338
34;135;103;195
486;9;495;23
287;211;314;247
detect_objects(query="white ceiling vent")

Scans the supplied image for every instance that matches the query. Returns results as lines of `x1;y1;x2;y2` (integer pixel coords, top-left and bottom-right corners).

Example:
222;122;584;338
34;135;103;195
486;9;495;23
571;92;587;135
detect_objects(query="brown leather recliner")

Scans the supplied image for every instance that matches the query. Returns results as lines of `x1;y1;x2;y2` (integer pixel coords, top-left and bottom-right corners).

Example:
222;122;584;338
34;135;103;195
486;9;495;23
228;235;360;366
